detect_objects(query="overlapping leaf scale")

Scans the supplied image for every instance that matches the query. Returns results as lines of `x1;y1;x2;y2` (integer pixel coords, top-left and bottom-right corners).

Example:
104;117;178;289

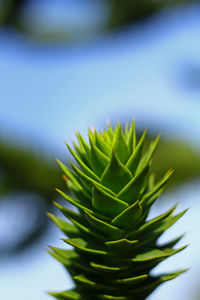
48;288;94;300
49;122;187;299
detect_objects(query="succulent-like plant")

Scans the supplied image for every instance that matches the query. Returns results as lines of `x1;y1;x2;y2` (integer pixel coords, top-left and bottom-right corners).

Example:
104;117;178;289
48;121;188;300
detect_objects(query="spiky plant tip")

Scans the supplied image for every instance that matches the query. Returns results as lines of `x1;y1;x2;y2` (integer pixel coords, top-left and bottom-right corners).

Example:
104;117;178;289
49;121;188;300
46;211;52;218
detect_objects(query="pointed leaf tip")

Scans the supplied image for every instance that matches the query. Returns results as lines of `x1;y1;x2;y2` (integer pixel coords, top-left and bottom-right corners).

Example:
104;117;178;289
101;149;132;194
89;138;109;176
92;183;128;217
126;129;147;174
127;119;136;153
85;210;124;239
112;200;142;229
113;123;130;164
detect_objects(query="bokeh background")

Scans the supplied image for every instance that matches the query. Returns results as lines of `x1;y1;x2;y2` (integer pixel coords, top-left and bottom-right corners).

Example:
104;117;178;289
1;1;200;299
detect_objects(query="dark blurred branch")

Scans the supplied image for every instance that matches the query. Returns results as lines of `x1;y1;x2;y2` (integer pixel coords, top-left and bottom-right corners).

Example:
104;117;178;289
0;0;25;27
107;0;197;30
0;0;198;43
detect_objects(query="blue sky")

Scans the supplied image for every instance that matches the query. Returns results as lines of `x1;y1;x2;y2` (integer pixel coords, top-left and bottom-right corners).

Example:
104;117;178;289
1;4;200;153
0;3;200;299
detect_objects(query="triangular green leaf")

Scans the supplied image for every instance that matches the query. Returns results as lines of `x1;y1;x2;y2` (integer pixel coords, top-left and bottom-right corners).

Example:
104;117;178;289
127;120;136;153
95;131;112;157
90;262;127;273
105;239;138;249
56;189;93;213
106;123;114;141
113;123;130;164
47;213;80;237
85;210;125;239
92;184;128;217
125;204;178;239
117;166;149;204
66;143;100;182
101;150;132;194
111;200;142;229
89;137;109;177
54;202;85;224
70;162;116;197
76;132;91;154
115;274;148;285
48;289;85;300
75;132;91;166
126;129;146;174
135;134;160;175
132;246;187;262
158;234;185;249
140;169;174;207
56;159;82;189
63;238;107;256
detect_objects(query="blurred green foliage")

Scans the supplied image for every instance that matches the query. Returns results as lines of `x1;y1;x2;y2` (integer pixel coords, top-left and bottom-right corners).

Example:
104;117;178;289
0;139;62;200
148;136;200;189
0;138;65;253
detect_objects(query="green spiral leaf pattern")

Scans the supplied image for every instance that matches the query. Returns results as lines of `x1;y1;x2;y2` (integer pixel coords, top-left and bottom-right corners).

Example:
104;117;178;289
48;121;188;300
